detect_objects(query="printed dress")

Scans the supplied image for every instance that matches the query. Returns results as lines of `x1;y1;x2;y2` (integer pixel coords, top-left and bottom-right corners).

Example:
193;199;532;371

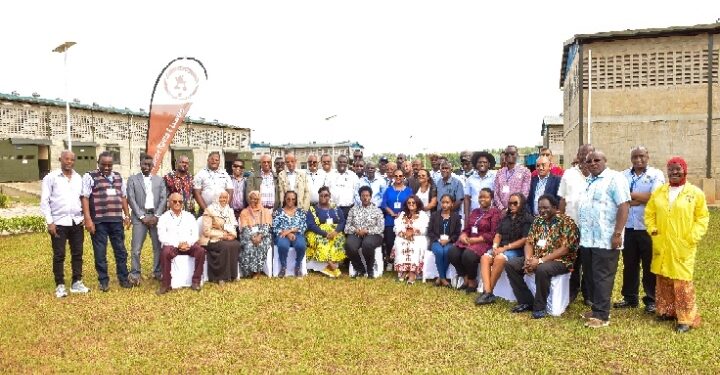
305;205;347;263
238;206;273;275
392;211;429;273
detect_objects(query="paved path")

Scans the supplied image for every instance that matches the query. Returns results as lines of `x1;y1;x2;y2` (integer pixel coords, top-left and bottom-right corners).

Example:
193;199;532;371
0;205;43;218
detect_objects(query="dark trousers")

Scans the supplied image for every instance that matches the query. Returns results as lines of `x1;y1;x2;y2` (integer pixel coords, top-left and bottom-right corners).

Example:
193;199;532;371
621;229;655;306
581;246;620;321
569;251;588;303
130;222;161;278
448;246;480;279
345;234;383;274
505;257;569;312
383;226;396;260
50;223;85;286
91;221;130;285
160;244;206;289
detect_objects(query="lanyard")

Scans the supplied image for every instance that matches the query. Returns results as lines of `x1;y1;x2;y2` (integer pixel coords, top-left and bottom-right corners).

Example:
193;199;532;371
505;167;515;182
473;210;487;229
630;170;646;192
442;219;449;235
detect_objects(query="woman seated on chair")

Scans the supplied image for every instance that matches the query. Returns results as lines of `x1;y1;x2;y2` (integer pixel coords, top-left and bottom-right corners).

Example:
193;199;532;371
427;194;462;287
272;191;308;277
476;192;533;304
345;186;385;278
393;194;429;284
238;190;273;278
199;190;241;284
306;186;346;278
448;188;501;293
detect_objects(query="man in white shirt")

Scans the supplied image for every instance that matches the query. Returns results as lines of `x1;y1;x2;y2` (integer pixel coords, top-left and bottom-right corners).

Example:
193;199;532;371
464;151;496;220
354;161;386;207
156;193;206;295
328;154;359;220
41;150;90;298
306;154;327;205
193;151;233;215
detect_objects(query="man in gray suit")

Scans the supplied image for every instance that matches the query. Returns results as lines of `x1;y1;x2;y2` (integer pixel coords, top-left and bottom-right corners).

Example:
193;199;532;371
127;154;167;285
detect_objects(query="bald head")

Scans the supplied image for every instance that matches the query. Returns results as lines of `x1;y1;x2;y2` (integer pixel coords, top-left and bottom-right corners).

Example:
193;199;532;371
260;154;272;173
535;156;551;177
59;150;76;173
168;192;184;213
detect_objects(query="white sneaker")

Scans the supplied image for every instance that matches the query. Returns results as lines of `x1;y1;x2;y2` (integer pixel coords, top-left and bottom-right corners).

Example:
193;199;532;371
70;280;90;294
55;284;68;298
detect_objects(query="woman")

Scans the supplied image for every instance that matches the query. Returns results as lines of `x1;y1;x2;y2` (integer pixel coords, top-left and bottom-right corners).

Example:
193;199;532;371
381;170;413;267
272;191;308;278
448;188;501;293
306;186;346;278
427;194;462;287
645;157;709;333
238;190;273;278
345;186;385;278
476;192;534;304
393;195;429;284
199;190;241;284
413;168;437;212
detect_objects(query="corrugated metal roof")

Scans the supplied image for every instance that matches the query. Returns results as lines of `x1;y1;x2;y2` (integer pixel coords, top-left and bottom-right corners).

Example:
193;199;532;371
541;115;563;136
250;141;364;150
559;22;720;88
0;92;248;130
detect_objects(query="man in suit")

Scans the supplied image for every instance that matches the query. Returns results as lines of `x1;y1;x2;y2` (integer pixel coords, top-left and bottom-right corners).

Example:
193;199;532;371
127;154;168;284
247;154;280;209
527;156;561;216
277;153;311;210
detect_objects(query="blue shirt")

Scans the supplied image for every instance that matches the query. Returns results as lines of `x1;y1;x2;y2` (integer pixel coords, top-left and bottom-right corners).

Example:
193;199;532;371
577;168;631;249
533;176;549;215
622;167;664;230
435;176;465;213
381;185;413;227
354;176;387;207
464;170;496;211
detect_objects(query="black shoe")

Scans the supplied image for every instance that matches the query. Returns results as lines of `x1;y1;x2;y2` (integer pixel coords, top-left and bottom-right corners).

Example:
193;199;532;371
511;304;532;313
458;283;468;291
475;293;489;305
656;314;676;322
119;280;134;289
99;283;110;292
532;310;548;319
583;299;593;307
613;300;638;309
465;286;477;294
278;267;286;278
676;324;691;333
644;304;656;314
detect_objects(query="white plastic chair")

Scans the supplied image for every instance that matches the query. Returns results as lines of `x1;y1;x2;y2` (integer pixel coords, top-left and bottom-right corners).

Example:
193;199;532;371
524;272;571;316
272;246;308;277
475;267;517;301
421;251;458;282
348;246;384;278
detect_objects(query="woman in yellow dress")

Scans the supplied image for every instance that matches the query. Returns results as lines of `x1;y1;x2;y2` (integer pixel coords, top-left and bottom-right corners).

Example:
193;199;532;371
645;156;709;333
306;186;346;277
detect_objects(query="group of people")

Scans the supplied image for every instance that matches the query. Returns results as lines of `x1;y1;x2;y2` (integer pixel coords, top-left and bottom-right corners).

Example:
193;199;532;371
41;144;709;333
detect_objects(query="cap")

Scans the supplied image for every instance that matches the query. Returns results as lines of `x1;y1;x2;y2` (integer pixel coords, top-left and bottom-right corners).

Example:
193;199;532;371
379;156;389;163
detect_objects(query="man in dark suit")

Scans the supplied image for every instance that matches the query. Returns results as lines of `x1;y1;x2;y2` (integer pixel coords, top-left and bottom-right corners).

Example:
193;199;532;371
246;154;280;209
527;156;561;216
127;154;168;284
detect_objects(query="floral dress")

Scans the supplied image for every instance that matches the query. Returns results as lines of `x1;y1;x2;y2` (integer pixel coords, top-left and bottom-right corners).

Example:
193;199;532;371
305;205;346;263
392;211;429;273
239;206;273;274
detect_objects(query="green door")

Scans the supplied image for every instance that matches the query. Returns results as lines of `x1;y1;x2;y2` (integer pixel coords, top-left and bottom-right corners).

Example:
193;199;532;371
0;139;40;182
72;146;97;175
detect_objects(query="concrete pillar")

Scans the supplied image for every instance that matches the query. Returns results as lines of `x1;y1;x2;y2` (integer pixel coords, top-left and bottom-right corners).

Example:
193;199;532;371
701;178;716;204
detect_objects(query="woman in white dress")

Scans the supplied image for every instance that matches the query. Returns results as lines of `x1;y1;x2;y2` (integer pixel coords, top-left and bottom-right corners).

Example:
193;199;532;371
393;194;429;284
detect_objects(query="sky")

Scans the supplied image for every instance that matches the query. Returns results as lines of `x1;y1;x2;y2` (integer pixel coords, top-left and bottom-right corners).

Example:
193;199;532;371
1;0;716;155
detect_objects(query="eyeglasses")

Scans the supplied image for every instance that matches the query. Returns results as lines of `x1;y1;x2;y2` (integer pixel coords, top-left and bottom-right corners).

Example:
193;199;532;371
308;161;318;164
393;174;404;178
508;201;520;206
407;201;416;205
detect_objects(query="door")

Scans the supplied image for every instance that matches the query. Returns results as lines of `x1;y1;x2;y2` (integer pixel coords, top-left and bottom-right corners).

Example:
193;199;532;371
0;139;40;182
38;145;50;180
72;146;97;175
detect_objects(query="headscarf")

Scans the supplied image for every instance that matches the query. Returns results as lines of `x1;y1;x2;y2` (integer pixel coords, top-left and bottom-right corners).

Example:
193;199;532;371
206;191;237;230
240;191;272;226
666;156;687;187
248;190;262;210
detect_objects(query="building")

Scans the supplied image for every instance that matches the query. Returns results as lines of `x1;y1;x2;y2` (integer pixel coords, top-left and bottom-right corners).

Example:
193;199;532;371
560;23;719;202
541;114;565;165
0;92;251;182
251;141;364;169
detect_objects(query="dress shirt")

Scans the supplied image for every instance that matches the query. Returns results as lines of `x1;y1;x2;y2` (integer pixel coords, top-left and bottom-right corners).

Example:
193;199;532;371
40;169;83;226
307;170;328;204
577;168;631;249
533;176;549;215
231;176;246;210
143;175;155;210
622;166;664;230
193;167;233;206
492;165;531;211
557;166;586;222
157;210;199;247
464;170;496;211
354;176;387;207
286;171;298;191
435;176;464;213
328;171;359;207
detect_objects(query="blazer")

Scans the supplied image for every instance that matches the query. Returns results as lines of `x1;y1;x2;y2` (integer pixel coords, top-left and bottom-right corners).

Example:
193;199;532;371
246;171;281;209
278;169;311;210
427;210;462;249
127;173;167;223
526;174;561;214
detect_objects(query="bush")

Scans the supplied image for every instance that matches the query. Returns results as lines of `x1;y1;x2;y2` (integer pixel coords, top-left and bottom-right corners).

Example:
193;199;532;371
0;193;9;209
0;216;46;234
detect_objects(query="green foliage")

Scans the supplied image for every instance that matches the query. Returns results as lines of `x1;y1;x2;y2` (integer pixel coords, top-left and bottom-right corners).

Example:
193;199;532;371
0;193;9;209
0;216;46;234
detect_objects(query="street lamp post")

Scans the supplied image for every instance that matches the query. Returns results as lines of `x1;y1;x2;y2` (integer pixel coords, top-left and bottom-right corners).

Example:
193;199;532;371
52;41;76;149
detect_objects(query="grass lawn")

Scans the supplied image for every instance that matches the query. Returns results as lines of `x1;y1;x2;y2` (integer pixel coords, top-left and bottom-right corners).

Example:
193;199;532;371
1;209;718;373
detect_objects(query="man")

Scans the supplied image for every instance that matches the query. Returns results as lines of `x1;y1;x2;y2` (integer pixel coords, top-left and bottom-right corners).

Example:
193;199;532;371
384;161;397;187
230;158;248;218
127;154;167;284
353;159;365;179
455;152;475;183
353;149;364;163
247;154;280;209
320;153;334;174
526;156;561;216
164;155;195;214
156;193;206;295
577;150;630;328
464;151;496;220
435;161;464;214
402;160;419;192
274;156;286;174
615;146;664;314
532;147;564;177
307;154;328;205
396;153;407;167
354;161;387;207
505;195;579;318
429;154;443;183
328;154;359;220
493;145;531;211
378;156;389;177
41;150;90;298
278;153;311;210
81;151;133;291
558;144;594;304
193;152;233;216
411;159;423;178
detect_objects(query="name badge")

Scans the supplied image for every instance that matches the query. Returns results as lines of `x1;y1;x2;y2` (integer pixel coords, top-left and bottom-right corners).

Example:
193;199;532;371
471;227;478;234
440;234;449;241
251;227;259;234
326;218;334;225
537;239;547;248
106;188;117;196
501;185;510;194
394;202;402;209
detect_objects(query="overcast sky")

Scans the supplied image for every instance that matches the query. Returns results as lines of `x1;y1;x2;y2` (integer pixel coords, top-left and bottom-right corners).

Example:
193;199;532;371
1;1;716;155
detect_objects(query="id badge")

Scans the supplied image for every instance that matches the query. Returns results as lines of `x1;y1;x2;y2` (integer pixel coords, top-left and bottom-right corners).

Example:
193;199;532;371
326;218;334;225
471;227;478;234
106;188;117;196
394;202;402;209
251;227;259;234
501;185;510;194
537;239;547;248
440;234;449;241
